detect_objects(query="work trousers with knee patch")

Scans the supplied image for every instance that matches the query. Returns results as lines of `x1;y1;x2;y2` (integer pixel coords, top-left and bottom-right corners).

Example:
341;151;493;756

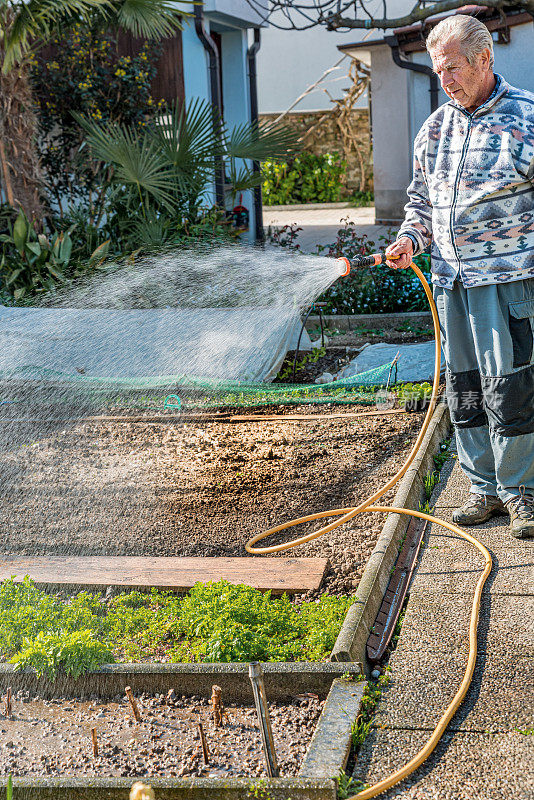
434;279;534;503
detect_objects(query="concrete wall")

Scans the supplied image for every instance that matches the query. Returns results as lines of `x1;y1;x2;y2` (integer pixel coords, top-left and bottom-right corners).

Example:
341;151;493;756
256;0;416;114
258;108;372;193
257;26;368;114
370;44;412;224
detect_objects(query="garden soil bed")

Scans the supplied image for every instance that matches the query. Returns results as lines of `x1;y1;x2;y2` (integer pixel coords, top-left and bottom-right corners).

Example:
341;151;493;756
0;404;423;594
0;691;323;779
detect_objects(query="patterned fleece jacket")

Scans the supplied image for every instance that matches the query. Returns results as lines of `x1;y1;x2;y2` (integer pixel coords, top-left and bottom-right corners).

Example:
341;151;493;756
398;73;534;288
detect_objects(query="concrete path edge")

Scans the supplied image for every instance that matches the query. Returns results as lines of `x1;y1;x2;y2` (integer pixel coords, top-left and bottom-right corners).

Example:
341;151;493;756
306;312;432;331
299;678;366;779
331;402;451;666
0;661;362;702
0;776;336;800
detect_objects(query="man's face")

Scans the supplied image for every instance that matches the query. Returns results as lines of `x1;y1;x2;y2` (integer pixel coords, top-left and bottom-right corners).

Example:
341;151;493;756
430;40;492;112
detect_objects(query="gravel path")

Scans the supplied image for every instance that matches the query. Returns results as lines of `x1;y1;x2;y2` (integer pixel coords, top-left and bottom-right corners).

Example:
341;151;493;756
0;405;423;594
0;691;323;778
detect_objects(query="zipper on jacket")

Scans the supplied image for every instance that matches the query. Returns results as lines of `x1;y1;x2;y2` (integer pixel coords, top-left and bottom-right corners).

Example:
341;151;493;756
449;111;472;279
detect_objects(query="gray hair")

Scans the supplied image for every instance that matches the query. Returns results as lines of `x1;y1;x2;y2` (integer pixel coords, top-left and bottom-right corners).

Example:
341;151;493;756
426;14;494;69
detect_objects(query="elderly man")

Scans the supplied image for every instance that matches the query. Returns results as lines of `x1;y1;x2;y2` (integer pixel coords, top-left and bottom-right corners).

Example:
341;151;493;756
385;14;534;539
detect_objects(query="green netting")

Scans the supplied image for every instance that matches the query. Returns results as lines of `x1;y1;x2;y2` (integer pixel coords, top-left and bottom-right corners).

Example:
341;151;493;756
0;360;394;412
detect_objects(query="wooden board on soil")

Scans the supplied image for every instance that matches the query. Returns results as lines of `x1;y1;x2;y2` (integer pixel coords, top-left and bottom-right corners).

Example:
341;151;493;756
0;555;329;594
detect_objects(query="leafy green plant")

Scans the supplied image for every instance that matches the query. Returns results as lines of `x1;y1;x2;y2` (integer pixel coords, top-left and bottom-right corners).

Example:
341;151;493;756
423;471;440;500
350;668;391;757
395;320;433;336
10;630;113;680
418;499;435;514
348;189;374;207
30;22;166;216
0;578;353;677
0;210;109;300
433;438;451;471
337;770;365;799
262;152;346;205
276;346;326;382
312;224;432;315
6;775;12;800
76;99;296;250
395;382;433;412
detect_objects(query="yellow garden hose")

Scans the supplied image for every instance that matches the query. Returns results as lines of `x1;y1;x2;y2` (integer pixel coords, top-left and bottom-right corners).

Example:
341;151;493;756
246;260;492;798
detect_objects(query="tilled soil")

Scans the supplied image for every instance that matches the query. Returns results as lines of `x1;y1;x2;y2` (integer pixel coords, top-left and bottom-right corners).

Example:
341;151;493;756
0;691;323;778
0;404;423;593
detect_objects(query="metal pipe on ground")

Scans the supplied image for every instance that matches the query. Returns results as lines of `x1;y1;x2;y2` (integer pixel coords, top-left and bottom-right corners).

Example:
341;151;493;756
248;662;279;777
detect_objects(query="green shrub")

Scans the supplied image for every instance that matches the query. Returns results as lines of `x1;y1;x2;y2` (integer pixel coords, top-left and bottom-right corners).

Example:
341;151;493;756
311;221;432;314
0;210;110;301
30;22;164;214
10;630;113;680
262;152;346;205
0;578;353;679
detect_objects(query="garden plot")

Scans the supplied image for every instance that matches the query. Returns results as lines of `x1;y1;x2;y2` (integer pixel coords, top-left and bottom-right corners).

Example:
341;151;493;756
0;406;422;594
0;691;323;779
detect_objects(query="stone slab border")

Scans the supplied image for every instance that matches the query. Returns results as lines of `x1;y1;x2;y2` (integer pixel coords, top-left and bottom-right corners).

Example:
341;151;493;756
0;776;336;800
331;402;451;666
299;678;366;778
306;311;432;331
0;662;362;702
263;202;352;212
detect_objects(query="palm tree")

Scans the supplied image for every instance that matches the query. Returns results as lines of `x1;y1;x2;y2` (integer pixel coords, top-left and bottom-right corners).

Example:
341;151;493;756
0;0;185;222
75;99;298;247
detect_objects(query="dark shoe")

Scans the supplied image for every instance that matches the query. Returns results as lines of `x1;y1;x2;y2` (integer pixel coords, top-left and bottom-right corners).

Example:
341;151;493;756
452;494;507;526
505;488;534;539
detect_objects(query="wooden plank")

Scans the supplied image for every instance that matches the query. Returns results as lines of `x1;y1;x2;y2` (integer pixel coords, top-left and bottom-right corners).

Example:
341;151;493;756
0;556;329;594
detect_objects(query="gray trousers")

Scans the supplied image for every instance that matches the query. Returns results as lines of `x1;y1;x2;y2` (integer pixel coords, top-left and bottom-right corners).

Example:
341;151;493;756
434;279;534;503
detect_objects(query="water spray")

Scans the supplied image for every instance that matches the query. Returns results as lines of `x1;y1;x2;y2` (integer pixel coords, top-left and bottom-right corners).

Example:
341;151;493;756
246;256;492;800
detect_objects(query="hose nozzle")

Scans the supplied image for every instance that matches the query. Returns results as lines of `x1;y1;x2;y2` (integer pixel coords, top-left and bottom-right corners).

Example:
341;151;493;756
335;253;384;276
335;257;351;277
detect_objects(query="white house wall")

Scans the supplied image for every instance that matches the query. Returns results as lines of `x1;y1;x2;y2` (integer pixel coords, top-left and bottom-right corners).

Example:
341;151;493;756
256;0;416;113
370;43;412;225
181;4;258;240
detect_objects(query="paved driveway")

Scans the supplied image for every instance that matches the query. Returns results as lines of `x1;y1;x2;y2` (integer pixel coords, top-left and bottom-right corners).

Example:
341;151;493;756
262;205;395;252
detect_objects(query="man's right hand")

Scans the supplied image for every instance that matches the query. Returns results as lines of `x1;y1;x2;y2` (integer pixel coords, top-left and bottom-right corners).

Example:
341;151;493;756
385;237;414;270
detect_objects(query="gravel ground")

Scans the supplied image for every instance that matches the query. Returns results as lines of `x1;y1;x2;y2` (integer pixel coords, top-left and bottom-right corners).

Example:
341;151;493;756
0;690;323;778
0;403;422;594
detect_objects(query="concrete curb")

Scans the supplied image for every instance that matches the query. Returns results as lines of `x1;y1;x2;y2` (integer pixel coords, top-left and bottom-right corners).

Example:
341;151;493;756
330;402;451;666
306;311;432;331
0;662;362;701
263;202;353;212
299;678;366;778
0;776;336;800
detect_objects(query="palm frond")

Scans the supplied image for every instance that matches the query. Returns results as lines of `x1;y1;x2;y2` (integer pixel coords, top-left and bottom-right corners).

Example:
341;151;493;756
74;114;177;211
112;0;187;38
154;98;224;170
225;121;298;162
226;161;263;194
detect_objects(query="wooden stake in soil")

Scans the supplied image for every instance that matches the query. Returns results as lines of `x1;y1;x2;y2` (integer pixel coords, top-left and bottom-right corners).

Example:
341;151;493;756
91;727;98;757
4;687;12;718
211;684;224;727
198;722;210;764
125;686;142;722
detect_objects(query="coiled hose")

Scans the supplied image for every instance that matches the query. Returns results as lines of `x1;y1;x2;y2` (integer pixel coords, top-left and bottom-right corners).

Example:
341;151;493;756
246;259;492;799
